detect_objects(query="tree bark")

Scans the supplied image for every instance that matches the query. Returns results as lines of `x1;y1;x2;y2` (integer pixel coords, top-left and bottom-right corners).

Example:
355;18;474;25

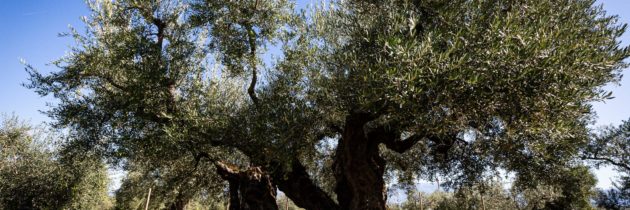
215;162;279;210
211;135;340;210
333;113;388;210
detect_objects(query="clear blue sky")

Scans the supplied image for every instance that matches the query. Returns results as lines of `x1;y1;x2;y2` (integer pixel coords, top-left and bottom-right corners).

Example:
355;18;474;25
1;0;628;192
0;1;88;123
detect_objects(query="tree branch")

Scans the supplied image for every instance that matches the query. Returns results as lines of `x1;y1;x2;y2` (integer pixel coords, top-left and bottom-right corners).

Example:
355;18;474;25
245;23;259;106
583;155;630;172
214;160;241;180
367;123;425;153
247;65;259;106
383;133;424;153
274;159;340;210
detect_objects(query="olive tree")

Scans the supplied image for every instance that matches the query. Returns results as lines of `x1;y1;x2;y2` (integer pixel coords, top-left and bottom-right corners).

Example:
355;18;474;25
25;0;629;209
301;0;627;208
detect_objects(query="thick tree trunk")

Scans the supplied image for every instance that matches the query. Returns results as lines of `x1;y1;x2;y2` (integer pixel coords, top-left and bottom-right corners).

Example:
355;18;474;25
274;160;340;210
333;113;387;210
215;162;279;210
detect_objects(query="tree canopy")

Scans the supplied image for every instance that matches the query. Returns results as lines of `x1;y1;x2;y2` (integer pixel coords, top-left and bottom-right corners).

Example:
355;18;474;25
23;0;630;209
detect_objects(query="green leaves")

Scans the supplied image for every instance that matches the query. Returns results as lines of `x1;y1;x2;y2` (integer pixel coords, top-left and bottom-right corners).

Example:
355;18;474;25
190;0;295;77
305;0;629;190
0;115;112;209
21;0;630;207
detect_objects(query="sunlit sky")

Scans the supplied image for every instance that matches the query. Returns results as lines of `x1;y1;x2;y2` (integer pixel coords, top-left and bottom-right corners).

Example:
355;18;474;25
1;0;629;196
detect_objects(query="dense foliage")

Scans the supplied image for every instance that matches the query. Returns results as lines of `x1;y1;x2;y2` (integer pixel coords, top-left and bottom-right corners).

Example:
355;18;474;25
22;0;630;209
0;115;112;209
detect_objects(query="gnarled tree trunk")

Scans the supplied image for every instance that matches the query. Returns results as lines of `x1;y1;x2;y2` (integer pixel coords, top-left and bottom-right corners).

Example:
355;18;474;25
333;113;388;210
215;162;279;210
215;136;340;210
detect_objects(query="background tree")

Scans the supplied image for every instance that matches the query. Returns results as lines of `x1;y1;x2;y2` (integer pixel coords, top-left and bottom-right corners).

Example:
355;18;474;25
114;156;227;210
390;172;595;210
0;114;112;209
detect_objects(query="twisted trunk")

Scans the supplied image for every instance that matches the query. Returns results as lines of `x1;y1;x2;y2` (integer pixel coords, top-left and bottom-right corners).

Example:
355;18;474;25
333;113;387;210
210;133;340;210
215;162;279;210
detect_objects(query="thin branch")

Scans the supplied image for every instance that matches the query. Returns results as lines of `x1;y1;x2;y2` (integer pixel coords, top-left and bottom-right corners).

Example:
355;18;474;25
81;72;128;91
583;155;630;172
